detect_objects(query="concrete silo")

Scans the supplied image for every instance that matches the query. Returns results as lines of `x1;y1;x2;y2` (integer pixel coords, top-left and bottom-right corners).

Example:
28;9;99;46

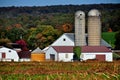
88;9;101;46
75;11;86;46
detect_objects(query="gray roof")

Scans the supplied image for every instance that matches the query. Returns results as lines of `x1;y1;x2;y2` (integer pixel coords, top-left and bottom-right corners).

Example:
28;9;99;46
64;33;75;42
64;33;112;47
32;47;43;53
101;39;111;47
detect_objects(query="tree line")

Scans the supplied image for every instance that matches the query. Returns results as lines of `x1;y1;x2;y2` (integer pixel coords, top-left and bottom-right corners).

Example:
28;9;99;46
0;4;120;50
0;4;120;31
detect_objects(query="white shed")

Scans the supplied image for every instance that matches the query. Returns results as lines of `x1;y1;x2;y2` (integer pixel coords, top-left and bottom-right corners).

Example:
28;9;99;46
46;46;74;62
0;47;19;61
81;46;113;61
45;46;57;61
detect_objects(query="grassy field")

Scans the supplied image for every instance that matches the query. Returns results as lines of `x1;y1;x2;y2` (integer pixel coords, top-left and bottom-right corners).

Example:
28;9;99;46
102;32;116;47
0;61;120;80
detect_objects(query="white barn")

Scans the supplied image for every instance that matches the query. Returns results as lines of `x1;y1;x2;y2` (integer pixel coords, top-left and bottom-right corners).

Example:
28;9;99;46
51;33;74;46
46;46;112;62
51;33;111;47
46;46;74;62
45;33;113;62
0;47;19;61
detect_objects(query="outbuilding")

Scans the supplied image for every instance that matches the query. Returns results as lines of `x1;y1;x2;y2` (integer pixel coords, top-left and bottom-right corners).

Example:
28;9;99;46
31;47;45;62
81;46;113;61
46;46;74;62
17;51;31;62
0;47;19;61
46;46;113;62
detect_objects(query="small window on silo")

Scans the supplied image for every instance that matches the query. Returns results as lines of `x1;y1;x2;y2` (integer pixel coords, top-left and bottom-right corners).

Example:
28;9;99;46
63;38;66;41
80;14;82;16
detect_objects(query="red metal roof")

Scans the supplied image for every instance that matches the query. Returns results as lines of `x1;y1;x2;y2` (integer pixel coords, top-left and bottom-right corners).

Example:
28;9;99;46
52;46;111;53
52;46;73;53
82;46;112;53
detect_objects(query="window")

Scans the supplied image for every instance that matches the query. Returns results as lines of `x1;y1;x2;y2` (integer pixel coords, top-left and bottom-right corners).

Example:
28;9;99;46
63;38;66;41
65;54;68;58
9;50;11;52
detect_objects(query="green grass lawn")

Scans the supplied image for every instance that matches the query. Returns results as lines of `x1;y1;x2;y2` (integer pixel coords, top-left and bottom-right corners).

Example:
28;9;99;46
102;32;116;48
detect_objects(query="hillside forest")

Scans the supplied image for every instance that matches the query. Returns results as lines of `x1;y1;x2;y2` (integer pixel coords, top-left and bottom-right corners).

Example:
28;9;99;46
0;4;120;50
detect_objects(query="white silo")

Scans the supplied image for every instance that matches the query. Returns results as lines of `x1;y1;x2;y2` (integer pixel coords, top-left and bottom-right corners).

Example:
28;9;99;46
75;11;86;46
88;9;101;46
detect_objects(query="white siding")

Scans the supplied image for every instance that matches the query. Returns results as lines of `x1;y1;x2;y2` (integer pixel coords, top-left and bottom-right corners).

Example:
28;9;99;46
51;35;74;46
45;47;74;62
105;52;113;61
50;33;111;47
45;47;58;61
58;53;74;62
81;52;113;61
81;54;96;60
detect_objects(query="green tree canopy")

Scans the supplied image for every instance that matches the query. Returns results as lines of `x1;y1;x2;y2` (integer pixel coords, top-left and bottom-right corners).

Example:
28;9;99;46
27;25;62;49
7;27;26;42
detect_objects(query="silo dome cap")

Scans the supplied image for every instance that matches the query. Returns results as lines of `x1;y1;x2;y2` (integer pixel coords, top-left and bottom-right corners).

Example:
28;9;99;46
88;9;101;16
75;11;85;18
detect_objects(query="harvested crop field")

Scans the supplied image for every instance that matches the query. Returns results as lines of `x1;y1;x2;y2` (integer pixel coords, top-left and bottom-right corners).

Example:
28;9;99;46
0;61;120;80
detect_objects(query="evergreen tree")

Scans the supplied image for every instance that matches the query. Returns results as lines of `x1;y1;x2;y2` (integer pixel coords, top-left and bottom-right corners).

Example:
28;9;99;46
114;31;120;50
73;46;81;60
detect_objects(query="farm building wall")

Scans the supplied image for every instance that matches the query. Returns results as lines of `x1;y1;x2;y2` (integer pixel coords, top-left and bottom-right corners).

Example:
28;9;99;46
0;47;19;61
45;47;58;61
81;52;113;61
51;34;74;46
58;53;74;62
31;53;45;62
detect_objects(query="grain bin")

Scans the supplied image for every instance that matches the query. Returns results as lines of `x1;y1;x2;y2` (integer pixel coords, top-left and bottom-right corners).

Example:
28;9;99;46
31;47;45;61
88;9;101;46
75;11;86;46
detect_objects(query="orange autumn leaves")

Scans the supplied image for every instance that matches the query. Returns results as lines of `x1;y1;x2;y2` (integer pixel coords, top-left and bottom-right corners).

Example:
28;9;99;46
62;23;73;33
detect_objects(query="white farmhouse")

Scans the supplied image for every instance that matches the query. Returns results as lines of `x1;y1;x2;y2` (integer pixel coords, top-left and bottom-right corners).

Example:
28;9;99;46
0;47;19;61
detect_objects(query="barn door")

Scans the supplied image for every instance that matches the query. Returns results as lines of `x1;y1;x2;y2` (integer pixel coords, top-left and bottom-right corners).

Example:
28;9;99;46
2;53;6;58
96;55;105;61
50;54;55;60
